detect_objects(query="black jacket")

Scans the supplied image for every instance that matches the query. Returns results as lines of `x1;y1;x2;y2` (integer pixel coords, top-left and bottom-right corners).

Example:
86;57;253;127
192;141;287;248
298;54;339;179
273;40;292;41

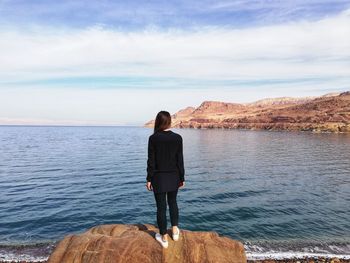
146;130;185;193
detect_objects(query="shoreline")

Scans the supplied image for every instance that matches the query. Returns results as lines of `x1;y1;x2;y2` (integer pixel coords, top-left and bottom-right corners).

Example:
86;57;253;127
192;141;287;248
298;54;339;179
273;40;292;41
0;258;349;263
1;241;349;262
248;259;350;263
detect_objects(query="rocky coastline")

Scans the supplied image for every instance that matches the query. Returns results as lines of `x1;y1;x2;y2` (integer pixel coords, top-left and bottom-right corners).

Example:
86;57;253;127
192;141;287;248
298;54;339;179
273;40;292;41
144;91;350;133
1;259;349;263
1;258;349;263
1;224;349;263
1;254;349;263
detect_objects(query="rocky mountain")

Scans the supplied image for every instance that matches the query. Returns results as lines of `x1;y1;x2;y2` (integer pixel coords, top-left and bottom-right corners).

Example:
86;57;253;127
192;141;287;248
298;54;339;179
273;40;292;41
144;91;350;133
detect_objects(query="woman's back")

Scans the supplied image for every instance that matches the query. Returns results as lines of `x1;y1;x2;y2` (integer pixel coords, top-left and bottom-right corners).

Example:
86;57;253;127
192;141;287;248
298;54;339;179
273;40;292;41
150;130;182;171
147;130;185;193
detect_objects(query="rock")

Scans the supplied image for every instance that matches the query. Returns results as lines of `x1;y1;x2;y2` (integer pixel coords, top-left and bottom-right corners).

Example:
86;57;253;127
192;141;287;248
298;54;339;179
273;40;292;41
339;124;350;132
47;223;247;263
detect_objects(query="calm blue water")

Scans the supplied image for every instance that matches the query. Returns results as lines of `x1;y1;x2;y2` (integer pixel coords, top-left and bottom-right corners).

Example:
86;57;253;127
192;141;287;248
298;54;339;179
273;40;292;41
0;126;349;261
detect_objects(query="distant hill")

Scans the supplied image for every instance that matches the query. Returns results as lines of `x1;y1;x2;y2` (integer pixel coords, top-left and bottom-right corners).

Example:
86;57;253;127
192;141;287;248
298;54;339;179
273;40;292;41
144;91;350;133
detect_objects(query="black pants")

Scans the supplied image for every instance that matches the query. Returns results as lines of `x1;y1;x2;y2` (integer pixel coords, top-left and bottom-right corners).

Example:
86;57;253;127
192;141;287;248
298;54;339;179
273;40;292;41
153;189;179;235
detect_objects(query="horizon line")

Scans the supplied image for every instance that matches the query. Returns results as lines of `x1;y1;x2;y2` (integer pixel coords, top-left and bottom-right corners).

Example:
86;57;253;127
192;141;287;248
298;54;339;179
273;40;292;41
1;89;348;127
0;124;145;128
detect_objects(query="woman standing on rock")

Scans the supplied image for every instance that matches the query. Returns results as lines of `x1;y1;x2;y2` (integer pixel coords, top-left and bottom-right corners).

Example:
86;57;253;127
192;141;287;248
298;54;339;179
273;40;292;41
146;110;186;248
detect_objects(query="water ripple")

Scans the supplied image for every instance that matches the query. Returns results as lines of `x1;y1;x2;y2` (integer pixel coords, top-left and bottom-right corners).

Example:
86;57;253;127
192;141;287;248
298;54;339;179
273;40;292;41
0;126;349;259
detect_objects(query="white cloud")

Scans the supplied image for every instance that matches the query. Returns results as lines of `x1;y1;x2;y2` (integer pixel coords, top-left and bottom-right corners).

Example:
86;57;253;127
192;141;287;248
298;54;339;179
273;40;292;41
0;9;349;82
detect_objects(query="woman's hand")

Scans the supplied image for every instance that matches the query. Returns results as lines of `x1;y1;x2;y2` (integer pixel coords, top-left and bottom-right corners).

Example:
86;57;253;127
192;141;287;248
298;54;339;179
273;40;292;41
179;181;185;188
146;181;153;191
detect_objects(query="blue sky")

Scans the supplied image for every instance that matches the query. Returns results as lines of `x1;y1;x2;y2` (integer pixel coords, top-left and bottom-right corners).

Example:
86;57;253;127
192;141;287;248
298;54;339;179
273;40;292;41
0;0;349;125
1;0;349;29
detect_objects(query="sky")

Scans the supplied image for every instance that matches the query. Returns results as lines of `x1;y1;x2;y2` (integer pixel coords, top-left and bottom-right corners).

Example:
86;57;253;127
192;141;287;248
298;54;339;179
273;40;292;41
0;0;349;126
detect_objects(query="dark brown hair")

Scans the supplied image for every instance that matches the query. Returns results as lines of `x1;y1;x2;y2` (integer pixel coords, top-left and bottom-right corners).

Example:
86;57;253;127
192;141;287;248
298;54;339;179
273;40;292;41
154;111;171;134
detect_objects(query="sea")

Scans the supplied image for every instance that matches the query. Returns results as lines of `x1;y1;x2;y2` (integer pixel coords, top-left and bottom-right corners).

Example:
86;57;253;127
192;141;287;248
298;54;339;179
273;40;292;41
0;126;349;261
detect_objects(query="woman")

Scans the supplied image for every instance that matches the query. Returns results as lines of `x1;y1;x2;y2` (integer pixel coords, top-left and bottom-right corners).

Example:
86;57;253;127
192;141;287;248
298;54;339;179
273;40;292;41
146;110;186;248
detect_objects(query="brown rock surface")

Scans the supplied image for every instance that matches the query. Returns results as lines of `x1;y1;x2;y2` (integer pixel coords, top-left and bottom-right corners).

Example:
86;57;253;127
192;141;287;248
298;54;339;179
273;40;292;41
47;223;247;263
144;91;350;133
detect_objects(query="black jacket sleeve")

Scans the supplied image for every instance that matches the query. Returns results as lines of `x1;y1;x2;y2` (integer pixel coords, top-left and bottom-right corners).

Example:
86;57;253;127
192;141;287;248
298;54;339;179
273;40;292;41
146;136;156;182
176;136;185;182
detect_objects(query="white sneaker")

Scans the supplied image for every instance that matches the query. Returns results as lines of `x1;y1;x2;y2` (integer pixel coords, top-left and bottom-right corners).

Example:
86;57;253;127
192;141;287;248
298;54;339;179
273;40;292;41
172;227;180;241
155;233;168;248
